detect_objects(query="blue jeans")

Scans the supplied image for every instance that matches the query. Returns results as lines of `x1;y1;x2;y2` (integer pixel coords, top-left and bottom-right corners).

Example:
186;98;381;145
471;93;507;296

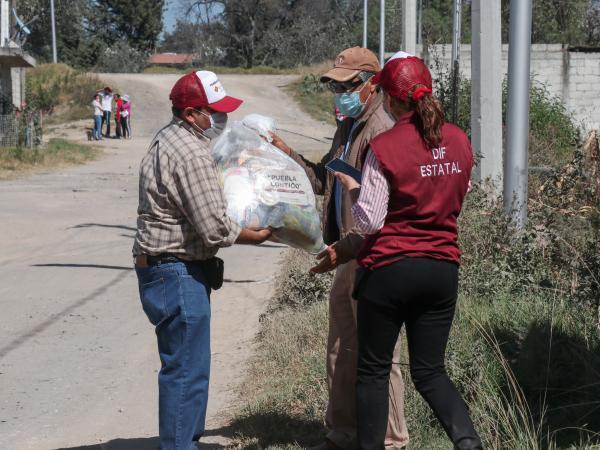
136;261;212;450
93;115;102;140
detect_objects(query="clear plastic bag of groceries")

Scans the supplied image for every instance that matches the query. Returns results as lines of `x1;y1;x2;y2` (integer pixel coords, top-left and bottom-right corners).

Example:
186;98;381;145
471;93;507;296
212;114;326;254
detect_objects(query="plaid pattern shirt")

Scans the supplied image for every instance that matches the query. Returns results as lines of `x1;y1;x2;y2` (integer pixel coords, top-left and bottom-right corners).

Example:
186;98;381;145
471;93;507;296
132;117;241;261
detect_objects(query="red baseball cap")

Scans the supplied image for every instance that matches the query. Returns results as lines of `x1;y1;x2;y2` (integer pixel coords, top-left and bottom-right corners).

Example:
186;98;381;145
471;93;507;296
170;71;243;113
372;56;432;102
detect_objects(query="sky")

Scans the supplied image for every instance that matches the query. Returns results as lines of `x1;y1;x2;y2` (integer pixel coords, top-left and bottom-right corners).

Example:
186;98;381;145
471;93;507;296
163;0;179;34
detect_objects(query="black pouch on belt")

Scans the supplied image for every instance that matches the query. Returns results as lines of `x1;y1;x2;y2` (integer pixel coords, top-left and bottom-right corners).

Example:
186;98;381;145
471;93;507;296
200;257;225;290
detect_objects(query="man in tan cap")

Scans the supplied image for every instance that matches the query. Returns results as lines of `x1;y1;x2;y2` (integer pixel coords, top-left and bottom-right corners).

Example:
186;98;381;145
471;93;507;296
271;47;409;450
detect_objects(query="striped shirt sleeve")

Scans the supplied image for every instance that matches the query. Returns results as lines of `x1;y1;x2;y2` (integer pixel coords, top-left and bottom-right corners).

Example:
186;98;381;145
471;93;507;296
351;149;390;235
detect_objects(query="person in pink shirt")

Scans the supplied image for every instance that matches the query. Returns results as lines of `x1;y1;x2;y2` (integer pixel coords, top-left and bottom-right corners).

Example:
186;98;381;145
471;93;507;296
119;95;132;139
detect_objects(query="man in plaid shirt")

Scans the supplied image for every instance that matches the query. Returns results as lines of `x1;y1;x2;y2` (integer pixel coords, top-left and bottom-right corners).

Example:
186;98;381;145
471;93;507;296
133;71;271;450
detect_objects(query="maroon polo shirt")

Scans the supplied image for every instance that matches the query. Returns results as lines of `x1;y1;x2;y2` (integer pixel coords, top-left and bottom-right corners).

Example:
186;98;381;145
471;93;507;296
358;111;473;269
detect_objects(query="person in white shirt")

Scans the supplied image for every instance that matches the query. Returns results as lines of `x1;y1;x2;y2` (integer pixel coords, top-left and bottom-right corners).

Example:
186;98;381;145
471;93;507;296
91;94;103;141
97;86;114;137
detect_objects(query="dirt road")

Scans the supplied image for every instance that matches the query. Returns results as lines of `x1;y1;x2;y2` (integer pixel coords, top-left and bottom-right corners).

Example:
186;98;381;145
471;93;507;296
0;74;335;449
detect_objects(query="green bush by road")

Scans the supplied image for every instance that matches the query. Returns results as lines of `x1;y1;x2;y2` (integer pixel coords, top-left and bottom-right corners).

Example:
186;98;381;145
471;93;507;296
26;64;109;125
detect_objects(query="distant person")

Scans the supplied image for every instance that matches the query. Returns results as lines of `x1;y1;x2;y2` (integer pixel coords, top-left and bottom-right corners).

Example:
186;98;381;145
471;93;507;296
120;95;132;139
114;93;123;139
269;47;409;450
97;86;113;137
334;56;482;450
133;70;272;450
91;94;103;141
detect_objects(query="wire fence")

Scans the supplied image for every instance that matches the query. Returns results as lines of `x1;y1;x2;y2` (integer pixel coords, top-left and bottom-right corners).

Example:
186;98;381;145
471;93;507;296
0;85;43;149
0;113;43;148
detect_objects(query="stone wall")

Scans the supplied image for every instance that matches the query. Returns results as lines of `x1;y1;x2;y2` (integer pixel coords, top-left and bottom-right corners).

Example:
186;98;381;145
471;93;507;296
418;44;600;131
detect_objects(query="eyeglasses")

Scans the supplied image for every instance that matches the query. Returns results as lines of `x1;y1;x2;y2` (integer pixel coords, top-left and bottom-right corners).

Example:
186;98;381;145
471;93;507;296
327;79;364;93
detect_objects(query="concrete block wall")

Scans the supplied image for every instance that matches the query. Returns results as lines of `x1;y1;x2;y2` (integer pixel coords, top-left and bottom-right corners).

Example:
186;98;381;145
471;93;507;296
420;44;600;131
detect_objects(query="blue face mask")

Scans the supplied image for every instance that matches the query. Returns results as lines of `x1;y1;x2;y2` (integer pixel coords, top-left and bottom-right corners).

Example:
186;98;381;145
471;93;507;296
335;91;365;118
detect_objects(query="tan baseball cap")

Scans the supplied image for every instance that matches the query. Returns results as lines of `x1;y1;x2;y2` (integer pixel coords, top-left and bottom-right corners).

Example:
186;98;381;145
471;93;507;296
320;47;381;83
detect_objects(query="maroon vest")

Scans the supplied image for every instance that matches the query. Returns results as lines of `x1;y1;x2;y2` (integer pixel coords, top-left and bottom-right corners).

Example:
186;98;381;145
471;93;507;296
358;112;473;269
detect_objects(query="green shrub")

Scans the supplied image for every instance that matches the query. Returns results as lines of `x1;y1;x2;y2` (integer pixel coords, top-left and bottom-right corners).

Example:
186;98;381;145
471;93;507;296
459;146;599;313
300;74;327;95
26;64;105;124
521;81;581;167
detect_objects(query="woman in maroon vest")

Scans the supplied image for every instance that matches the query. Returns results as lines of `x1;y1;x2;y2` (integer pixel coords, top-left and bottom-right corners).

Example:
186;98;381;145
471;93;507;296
335;56;483;449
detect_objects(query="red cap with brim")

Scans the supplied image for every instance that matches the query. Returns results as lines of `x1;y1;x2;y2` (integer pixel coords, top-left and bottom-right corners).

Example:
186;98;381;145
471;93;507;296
372;56;432;102
170;71;243;113
207;96;243;113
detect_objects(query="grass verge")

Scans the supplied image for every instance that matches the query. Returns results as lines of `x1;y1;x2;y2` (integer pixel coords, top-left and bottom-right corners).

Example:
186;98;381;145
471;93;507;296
143;62;333;77
284;76;335;125
0;138;101;178
230;252;599;449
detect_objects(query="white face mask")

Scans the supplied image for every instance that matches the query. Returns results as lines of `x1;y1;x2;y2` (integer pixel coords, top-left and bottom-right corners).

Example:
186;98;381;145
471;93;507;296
199;110;228;140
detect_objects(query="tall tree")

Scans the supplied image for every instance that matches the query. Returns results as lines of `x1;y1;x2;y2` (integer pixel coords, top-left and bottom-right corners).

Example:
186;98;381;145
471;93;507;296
18;0;97;67
183;0;362;68
94;0;165;53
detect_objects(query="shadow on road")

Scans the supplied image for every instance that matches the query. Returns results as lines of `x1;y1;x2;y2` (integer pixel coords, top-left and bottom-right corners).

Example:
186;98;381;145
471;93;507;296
55;427;234;449
70;223;137;232
55;413;326;449
32;263;132;271
32;263;272;284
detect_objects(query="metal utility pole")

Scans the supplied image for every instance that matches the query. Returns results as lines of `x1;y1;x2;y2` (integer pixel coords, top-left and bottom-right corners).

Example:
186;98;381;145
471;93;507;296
402;0;417;55
363;0;368;48
450;0;462;124
471;0;503;186
50;0;57;63
379;0;385;65
417;0;423;45
504;0;533;227
0;0;9;46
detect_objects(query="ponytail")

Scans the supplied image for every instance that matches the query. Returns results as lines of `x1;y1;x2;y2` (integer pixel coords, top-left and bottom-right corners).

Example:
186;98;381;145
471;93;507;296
412;89;445;149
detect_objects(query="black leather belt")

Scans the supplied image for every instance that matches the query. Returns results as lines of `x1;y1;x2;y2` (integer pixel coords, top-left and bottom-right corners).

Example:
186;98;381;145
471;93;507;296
135;254;199;267
147;254;184;265
134;254;225;290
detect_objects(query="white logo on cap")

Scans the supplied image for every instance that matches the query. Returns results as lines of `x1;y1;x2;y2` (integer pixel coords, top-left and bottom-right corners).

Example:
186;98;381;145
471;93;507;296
196;71;227;104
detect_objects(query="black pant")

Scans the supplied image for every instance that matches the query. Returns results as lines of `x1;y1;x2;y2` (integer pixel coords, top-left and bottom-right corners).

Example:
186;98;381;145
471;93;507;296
120;116;131;138
355;257;483;450
114;117;121;137
102;110;111;136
